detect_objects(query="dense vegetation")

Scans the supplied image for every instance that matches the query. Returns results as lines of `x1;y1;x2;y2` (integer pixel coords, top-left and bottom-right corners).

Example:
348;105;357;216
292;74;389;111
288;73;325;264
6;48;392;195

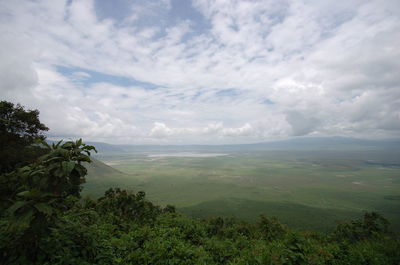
1;101;399;264
0;101;48;174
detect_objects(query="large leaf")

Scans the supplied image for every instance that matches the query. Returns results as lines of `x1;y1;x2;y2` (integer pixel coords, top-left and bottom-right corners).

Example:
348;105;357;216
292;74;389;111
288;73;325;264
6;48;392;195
53;139;63;148
7;200;30;214
34;202;53;216
42;156;63;164
37;139;50;149
17;191;32;198
77;154;91;162
74;164;87;177
62;161;76;175
62;141;74;149
16;208;35;226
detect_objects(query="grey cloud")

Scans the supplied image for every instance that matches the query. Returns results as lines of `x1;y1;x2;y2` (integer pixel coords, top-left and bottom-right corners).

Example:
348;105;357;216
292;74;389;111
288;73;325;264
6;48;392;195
285;111;321;136
0;33;38;96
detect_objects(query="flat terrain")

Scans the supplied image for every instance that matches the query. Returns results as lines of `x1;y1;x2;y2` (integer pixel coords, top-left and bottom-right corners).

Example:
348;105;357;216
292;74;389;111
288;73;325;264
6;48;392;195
83;145;400;232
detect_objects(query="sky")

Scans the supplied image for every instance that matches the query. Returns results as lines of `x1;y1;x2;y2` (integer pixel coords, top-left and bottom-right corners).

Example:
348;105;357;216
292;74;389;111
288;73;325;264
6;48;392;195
1;0;399;144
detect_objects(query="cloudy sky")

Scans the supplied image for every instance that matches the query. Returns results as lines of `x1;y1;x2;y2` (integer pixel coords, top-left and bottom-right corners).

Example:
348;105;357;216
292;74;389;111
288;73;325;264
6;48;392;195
1;0;399;144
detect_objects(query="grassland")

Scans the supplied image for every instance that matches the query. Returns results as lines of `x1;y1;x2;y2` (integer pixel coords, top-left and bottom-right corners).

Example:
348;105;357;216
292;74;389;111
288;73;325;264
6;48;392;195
83;147;400;232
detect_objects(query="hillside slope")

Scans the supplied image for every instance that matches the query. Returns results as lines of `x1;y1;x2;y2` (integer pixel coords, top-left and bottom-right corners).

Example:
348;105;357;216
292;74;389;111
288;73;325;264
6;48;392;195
85;158;123;179
82;158;135;198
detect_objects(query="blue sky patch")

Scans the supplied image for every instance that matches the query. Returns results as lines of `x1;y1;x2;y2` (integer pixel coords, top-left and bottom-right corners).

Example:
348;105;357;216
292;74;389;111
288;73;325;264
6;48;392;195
94;0;210;42
262;99;275;105
56;65;159;90
216;89;240;98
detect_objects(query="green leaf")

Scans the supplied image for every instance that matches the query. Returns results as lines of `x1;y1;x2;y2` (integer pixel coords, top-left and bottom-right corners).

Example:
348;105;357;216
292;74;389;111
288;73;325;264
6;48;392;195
55;139;63;148
43;156;63;164
77;154;91;162
34;203;53;215
62;161;75;175
74;164;87;177
62;141;74;149
37;139;50;149
17;191;32;198
16;208;35;226
7;200;30;214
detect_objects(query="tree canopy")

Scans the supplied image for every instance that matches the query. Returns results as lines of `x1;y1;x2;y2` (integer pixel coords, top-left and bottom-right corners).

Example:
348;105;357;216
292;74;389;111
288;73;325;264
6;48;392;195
0;100;49;173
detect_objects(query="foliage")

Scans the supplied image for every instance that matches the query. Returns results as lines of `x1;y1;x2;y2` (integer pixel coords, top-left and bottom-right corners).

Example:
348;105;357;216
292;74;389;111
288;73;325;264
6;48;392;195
259;215;288;241
0;101;49;174
333;212;390;242
0;139;96;263
1;185;400;264
96;188;162;224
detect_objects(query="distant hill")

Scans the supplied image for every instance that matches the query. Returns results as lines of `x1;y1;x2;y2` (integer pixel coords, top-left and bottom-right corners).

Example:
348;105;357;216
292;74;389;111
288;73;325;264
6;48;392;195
85;158;123;180
85;141;125;153
46;140;124;153
246;136;400;150
83;136;400;153
82;158;129;198
46;137;400;155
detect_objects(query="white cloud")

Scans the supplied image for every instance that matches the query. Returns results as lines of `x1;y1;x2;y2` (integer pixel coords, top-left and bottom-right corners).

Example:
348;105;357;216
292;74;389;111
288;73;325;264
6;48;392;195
222;123;253;137
0;0;399;143
149;122;173;138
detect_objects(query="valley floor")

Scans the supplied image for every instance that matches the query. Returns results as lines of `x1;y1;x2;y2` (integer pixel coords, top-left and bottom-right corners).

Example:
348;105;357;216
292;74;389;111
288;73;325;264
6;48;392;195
84;149;400;232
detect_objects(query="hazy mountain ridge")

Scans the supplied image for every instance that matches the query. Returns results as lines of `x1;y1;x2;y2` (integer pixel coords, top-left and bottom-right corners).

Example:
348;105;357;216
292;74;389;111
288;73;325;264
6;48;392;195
86;137;400;153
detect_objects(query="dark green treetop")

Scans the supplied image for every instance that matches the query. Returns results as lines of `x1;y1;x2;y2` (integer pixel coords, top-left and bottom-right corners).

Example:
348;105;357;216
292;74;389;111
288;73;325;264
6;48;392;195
0;100;49;173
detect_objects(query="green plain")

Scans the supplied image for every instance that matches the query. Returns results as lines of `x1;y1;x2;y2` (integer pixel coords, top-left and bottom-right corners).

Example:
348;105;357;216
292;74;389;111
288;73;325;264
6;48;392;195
83;149;400;232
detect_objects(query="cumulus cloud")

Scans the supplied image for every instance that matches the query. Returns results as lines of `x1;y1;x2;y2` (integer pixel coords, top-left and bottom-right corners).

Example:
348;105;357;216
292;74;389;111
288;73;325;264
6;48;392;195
149;122;173;138
0;32;39;99
285;111;321;136
0;0;399;143
222;123;253;137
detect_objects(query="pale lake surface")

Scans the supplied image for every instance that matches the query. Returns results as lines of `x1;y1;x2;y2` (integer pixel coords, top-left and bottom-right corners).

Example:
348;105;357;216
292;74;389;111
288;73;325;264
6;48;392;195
147;152;229;158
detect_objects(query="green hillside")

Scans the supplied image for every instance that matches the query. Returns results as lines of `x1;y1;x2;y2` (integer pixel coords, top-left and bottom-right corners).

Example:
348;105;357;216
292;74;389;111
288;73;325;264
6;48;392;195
83;158;140;198
85;158;123;179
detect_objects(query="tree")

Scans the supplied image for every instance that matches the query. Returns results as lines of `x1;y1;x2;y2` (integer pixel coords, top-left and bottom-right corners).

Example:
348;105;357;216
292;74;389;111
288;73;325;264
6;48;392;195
0;100;49;173
0;139;97;262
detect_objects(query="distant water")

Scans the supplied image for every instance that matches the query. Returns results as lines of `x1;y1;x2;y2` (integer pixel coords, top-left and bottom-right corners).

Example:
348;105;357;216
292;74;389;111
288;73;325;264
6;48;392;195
147;152;228;158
